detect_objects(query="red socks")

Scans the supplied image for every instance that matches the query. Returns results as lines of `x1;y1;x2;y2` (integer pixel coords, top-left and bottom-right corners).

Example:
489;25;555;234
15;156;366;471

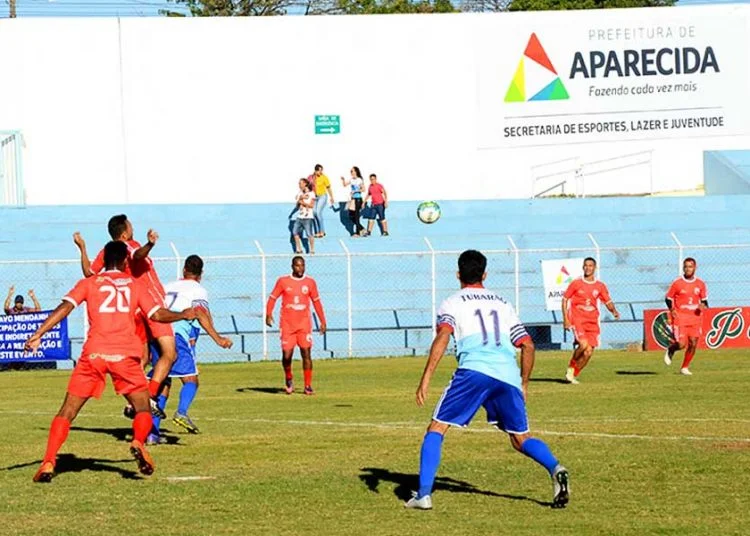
682;348;696;369
303;369;312;388
43;416;71;465
284;364;293;382
133;411;152;444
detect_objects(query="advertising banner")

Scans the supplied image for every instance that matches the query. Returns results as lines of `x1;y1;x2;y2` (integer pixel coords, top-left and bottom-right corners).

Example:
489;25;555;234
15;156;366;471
0;312;70;362
541;258;584;311
644;307;750;350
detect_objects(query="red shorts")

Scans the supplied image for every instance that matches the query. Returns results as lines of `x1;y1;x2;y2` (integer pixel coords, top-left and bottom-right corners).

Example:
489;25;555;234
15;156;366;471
67;354;148;399
280;327;313;352
672;323;702;343
570;319;600;348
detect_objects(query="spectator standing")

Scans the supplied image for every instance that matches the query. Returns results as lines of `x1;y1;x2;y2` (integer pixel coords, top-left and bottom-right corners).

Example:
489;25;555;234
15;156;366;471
363;173;389;237
5;286;41;315
293;178;317;254
341;166;365;237
311;164;335;239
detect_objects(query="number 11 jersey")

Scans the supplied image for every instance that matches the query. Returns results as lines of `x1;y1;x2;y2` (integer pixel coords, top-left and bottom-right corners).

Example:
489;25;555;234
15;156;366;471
436;286;531;389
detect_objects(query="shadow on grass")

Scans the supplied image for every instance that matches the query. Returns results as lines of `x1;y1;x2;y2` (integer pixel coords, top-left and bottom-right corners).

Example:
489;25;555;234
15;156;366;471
66;426;183;446
359;467;551;507
529;378;569;384
615;371;657;376
2;454;141;480
236;387;287;394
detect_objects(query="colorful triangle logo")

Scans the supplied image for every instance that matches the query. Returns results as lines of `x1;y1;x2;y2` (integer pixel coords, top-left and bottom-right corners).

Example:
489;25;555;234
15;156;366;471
504;33;569;103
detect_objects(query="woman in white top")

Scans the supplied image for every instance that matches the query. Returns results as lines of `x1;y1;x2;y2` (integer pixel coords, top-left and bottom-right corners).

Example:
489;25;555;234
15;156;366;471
341;166;365;237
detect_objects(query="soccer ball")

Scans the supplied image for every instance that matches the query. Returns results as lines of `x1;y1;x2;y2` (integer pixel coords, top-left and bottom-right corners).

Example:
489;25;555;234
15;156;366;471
417;201;441;224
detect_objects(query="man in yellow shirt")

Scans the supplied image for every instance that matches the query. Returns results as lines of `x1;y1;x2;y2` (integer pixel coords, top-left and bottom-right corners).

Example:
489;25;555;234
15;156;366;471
311;164;335;238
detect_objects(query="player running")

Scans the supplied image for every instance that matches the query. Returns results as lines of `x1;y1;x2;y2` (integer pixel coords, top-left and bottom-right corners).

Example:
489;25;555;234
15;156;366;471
148;255;233;443
664;257;708;376
265;256;326;395
74;215;177;416
562;257;620;384
25;241;195;483
406;249;569;510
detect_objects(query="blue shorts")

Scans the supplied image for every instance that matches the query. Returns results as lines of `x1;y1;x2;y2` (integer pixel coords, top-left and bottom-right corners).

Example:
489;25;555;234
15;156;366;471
433;368;529;433
148;336;198;378
367;204;386;221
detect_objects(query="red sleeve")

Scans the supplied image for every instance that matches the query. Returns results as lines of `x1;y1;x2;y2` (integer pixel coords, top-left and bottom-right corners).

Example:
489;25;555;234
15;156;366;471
136;281;161;319
310;280;326;325
265;278;283;317
90;249;105;275
599;282;612;303
63;278;89;307
563;280;577;299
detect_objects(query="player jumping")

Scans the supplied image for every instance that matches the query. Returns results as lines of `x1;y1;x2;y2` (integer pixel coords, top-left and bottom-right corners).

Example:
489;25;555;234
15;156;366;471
562;257;620;384
148;255;233;443
664;257;708;376
406;249;569;510
25;241;195;483
265;256;326;395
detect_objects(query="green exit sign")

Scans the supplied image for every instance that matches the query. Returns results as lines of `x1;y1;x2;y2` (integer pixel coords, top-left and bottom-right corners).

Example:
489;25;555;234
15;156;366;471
315;115;340;135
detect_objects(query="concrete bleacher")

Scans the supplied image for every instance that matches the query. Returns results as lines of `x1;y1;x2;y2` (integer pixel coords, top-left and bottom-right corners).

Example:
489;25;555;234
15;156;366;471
1;194;750;362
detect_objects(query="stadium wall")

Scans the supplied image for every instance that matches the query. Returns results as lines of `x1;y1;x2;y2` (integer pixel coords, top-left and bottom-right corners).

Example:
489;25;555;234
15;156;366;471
1;6;749;206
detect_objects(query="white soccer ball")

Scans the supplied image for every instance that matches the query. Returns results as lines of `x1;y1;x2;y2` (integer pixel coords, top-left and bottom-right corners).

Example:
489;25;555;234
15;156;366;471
417;201;441;224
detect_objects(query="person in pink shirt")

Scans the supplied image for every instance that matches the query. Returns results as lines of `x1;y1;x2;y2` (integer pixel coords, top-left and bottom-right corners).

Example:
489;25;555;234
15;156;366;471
363;173;389;237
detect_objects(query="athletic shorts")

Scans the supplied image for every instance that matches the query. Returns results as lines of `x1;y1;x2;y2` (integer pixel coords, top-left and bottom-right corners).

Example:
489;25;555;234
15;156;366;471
570;319;600;348
67;354;148;399
433;368;529;434
672;323;702;343
367;204;386;221
280;328;312;352
148;336;198;378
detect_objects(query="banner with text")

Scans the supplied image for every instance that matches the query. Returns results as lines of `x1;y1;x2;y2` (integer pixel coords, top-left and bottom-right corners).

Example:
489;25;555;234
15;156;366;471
476;9;750;147
541;258;584;311
0;312;69;362
643;307;750;350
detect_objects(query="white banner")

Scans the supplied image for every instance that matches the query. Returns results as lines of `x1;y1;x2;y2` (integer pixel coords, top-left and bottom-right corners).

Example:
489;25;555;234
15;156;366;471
541;258;584;312
476;8;750;148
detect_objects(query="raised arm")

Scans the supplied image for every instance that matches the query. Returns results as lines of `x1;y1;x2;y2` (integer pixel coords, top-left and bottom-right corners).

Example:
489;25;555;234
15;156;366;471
416;325;453;407
24;301;75;352
132;229;158;261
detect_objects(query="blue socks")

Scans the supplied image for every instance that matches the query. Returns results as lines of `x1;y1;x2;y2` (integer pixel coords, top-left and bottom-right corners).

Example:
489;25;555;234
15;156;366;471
177;381;198;416
418;431;444;498
151;394;168;435
520;437;559;475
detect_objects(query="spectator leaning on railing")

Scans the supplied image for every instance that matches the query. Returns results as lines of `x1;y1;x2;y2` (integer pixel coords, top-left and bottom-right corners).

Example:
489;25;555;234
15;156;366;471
4;286;41;315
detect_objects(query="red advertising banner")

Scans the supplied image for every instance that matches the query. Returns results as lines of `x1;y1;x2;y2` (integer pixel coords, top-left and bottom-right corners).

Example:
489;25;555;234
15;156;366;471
643;307;750;351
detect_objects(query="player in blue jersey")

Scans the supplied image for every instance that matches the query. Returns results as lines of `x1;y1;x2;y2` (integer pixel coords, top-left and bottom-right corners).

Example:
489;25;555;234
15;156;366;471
406;249;569;510
147;255;233;443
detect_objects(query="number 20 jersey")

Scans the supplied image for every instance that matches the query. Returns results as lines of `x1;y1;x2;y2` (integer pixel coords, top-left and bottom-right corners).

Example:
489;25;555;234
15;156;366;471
63;270;160;357
436;286;531;390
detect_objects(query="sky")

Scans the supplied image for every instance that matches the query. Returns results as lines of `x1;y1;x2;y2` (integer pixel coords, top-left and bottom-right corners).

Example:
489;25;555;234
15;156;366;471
0;0;748;23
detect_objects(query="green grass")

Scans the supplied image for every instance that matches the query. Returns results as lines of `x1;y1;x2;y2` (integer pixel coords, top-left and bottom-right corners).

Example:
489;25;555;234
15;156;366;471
1;350;749;535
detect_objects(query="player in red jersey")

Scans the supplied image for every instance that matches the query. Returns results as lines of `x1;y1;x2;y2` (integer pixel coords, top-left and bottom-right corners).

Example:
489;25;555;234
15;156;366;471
562;257;620;384
73;215;177;415
664;257;708;376
265;256;327;395
25;241;196;483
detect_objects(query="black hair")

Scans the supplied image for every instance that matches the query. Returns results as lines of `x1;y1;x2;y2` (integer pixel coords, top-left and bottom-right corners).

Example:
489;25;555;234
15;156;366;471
103;240;128;270
584;257;597;265
314;164;323;172
108;214;128;240
458;250;486;285
684;257;697;265
352;166;363;179
184;254;204;276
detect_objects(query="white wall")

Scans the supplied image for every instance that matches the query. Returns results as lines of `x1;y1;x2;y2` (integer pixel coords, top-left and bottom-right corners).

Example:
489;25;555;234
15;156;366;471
0;6;748;205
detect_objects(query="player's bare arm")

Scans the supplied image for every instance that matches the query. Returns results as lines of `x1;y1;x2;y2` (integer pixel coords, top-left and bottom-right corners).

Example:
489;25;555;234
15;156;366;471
195;308;233;349
73;233;95;277
416;326;452;407
24;301;76;352
561;297;570;329
518;337;535;401
28;290;41;312
132;229;158;261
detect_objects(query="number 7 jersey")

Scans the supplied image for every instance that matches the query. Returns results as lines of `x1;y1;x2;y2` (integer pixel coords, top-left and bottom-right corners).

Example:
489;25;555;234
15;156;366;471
436;286;531;389
63;270;160;357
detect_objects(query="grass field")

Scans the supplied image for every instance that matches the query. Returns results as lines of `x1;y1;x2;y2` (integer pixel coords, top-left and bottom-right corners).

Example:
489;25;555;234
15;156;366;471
1;350;749;535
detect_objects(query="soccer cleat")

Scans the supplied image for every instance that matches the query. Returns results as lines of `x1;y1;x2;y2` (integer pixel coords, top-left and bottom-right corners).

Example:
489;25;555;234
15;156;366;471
680;367;693;376
123;404;136;420
173;412;200;434
304;386;315;396
32;461;55;483
552;466;570;509
664;350;672;366
404;492;433;510
285;379;294;395
149;397;167;419
130;440;155;476
565;368;579;385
